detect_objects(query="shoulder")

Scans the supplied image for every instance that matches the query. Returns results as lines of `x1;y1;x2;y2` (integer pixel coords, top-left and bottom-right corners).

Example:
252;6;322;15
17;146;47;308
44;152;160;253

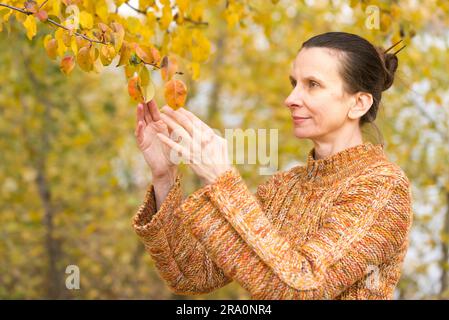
354;159;411;190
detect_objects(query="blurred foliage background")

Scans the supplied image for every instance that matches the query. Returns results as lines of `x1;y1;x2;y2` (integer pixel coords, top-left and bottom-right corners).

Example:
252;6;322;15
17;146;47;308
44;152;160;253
0;0;449;299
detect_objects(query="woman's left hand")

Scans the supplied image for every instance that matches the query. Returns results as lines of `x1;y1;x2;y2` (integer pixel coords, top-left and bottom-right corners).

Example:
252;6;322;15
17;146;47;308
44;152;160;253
156;105;233;186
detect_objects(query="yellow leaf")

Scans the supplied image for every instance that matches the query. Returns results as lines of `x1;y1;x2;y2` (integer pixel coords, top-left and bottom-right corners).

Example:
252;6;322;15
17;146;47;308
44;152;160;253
190;61;200;80
100;44;116;66
139;65;150;87
95;1;109;21
191;30;210;62
79;11;93;29
190;3;204;21
146;77;155;102
23;15;37;40
77;46;94;71
116;41;131;67
160;4;173;30
177;0;189;12
111;22;125;52
55;28;67;56
0;8;13;23
49;0;61;16
125;64;137;79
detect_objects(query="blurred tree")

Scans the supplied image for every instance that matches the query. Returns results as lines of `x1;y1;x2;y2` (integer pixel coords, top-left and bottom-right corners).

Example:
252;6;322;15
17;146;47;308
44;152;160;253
1;0;449;299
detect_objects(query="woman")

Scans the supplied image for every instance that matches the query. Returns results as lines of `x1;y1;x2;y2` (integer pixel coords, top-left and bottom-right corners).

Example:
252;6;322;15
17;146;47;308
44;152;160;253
132;32;413;299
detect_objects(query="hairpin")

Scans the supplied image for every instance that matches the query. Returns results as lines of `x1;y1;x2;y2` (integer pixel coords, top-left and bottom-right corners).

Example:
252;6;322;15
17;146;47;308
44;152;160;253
384;39;407;55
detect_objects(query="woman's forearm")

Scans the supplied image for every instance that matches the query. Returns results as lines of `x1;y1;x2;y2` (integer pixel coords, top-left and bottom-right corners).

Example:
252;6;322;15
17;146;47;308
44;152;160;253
152;168;178;211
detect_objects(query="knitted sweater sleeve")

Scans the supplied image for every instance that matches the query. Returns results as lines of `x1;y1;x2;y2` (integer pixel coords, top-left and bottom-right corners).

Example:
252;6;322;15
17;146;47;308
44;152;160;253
132;173;232;295
175;166;413;299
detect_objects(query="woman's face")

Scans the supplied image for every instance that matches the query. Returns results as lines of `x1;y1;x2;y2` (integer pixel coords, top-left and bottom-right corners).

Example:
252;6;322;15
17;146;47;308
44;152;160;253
284;47;355;141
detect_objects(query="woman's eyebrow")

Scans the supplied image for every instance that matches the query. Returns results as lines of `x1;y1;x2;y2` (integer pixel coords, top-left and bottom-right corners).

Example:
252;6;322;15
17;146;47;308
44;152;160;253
305;75;323;82
290;74;323;83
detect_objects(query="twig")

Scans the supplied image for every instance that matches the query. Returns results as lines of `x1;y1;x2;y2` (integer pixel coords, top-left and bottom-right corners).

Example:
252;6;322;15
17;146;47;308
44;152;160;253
0;3;28;14
125;2;146;14
0;2;108;45
39;0;49;10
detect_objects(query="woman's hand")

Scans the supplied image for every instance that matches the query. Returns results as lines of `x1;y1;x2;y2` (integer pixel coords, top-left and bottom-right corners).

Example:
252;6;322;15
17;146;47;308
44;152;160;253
135;100;177;181
156;105;232;186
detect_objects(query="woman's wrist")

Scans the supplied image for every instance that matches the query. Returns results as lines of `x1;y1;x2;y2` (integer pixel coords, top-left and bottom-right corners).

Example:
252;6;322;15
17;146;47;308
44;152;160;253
152;167;178;184
152;167;178;211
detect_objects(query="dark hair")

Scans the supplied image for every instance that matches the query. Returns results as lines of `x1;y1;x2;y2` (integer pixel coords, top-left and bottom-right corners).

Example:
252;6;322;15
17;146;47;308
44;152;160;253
300;32;400;145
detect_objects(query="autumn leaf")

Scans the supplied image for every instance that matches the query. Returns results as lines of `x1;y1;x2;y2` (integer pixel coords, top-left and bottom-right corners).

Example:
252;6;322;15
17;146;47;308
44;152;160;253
116;41;131;67
111;22;125;52
75;36;90;51
128;75;145;102
135;44;160;65
100;44;116;66
161;55;178;81
139;65;150;87
23;15;37;40
60;55;75;75
24;0;38;14
79;11;94;29
164;79;187;110
77;46;94;72
44;36;58;60
35;10;48;22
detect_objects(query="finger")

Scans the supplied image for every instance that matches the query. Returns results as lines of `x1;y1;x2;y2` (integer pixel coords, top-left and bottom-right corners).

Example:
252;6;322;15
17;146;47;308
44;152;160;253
136;103;145;126
161;105;194;136
143;100;153;124
135;120;144;144
148;99;161;122
154;119;168;133
160;113;190;139
177;107;214;134
156;132;190;160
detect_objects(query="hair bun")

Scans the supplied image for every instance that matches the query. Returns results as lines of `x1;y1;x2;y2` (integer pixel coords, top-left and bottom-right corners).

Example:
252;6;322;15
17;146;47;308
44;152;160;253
382;52;398;91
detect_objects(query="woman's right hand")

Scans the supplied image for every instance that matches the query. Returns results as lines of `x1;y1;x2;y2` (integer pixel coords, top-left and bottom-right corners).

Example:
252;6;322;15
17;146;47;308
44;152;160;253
135;99;177;181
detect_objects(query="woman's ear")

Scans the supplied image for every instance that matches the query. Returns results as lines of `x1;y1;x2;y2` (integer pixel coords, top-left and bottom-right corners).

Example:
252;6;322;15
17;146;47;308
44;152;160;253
347;92;373;121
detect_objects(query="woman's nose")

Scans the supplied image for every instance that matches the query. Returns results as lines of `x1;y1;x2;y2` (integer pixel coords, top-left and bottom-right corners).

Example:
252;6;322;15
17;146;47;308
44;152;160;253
284;87;303;109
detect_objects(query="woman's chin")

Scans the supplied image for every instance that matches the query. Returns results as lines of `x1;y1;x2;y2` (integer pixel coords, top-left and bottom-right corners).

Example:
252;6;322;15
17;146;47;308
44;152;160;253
293;127;313;139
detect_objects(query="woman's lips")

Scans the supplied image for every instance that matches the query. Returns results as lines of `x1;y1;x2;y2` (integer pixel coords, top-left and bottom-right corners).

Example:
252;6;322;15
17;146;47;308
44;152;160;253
293;116;311;123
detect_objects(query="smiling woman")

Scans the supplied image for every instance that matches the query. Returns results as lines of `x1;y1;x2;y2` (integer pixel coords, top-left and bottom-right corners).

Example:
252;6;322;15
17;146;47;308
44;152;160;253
132;32;413;300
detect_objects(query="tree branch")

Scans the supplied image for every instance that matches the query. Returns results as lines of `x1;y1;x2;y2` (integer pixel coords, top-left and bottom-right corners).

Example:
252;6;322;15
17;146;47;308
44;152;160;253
0;2;108;45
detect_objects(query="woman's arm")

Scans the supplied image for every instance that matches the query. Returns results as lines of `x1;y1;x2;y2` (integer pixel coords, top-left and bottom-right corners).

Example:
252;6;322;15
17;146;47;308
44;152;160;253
132;172;232;295
174;166;413;299
152;169;178;211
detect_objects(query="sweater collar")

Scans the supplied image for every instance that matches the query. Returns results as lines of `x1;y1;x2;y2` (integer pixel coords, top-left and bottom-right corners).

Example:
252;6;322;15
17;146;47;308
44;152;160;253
302;141;386;184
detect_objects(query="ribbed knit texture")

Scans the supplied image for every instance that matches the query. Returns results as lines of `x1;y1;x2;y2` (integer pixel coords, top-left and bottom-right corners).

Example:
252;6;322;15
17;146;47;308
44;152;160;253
132;141;413;299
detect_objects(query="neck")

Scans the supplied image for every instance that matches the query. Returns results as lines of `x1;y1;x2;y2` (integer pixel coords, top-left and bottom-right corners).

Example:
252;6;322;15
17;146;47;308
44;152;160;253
311;125;364;160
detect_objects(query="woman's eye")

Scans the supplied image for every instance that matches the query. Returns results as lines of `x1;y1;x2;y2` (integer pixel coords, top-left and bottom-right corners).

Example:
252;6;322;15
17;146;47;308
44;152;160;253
290;80;296;88
309;80;319;88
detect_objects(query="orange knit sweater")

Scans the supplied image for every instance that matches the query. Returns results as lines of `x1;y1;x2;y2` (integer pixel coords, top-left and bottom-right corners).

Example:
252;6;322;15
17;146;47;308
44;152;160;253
132;142;413;299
